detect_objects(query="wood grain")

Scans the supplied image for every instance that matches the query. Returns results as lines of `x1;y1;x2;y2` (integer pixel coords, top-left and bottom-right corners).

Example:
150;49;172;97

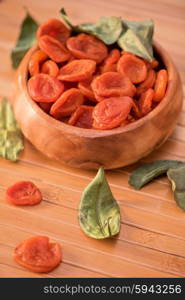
0;0;185;278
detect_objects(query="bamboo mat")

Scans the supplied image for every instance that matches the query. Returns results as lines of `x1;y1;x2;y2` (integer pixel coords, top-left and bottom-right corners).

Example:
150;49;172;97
0;0;185;278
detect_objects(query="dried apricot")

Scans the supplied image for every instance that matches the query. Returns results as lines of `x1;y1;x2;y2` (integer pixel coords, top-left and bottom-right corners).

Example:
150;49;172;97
66;33;108;63
93;96;133;130
50;88;84;118
28;50;48;76
131;101;142;119
139;88;154;116
14;236;62;273
100;63;117;74
91;72;136;101
41;60;59;77
136;69;156;96
103;49;120;65
37;18;71;43
28;74;64;102
78;78;96;102
39;35;71;63
150;60;159;69
68;105;94;128
153;69;168;102
6;181;42;206
58;59;96;82
117;54;147;84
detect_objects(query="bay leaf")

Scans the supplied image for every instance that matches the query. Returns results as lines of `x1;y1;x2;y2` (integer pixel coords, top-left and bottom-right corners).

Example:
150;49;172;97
0;99;24;161
167;166;185;211
59;8;75;29
60;8;123;45
79;168;120;239
11;12;38;69
77;17;123;45
129;160;184;190
118;19;154;61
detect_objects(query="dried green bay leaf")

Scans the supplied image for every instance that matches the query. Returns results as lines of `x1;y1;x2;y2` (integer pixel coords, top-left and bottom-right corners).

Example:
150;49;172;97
79;168;120;239
11;12;38;69
0;99;24;161
76;17;123;45
60;8;154;60
129;160;184;190
167;166;185;211
60;8;123;45
118;19;154;61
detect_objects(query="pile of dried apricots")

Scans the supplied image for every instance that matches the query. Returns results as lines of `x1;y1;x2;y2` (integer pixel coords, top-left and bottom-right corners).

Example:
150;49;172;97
28;18;168;130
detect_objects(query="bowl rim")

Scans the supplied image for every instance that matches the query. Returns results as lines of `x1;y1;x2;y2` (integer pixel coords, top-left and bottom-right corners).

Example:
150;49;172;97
20;40;178;138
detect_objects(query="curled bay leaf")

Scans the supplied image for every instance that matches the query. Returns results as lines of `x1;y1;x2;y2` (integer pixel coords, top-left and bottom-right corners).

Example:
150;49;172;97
11;12;38;69
129;160;184;190
79;168;120;239
0;99;24;161
118;20;154;61
167;167;185;211
60;8;123;45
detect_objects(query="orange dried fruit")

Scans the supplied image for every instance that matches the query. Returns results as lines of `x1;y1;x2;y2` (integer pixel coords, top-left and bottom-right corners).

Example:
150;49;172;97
28;73;64;102
38;35;71;63
136;69;156;96
6;181;42;206
50;88;84;118
117;54;147;84
93;96;133;130
131;101;142;118
37;18;71;43
68;105;94;128
100;63;117;74
66;33;108;63
78;78;97;102
103;49;120;65
91;72;136;101
153;69;168;102
139;88;154;116
150;59;159;69
14;236;62;273
28;50;48;76
58;59;96;82
41;60;59;77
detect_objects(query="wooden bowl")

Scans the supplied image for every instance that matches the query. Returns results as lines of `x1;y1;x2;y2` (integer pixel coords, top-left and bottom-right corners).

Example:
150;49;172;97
12;42;183;170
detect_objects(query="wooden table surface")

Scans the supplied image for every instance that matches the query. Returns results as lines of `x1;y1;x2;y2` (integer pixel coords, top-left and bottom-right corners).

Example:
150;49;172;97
0;0;185;278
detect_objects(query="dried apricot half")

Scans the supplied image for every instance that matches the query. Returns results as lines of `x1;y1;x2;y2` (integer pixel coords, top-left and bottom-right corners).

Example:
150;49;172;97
66;33;108;63
68;105;94;128
50;88;84;118
136;69;156;96
41;60;59;77
28;50;48;76
103;49;120;65
37;18;71;43
138;88;154;116
78;78;96;102
93;96;133;130
28;73;64;102
6;181;42;206
91;72;136;100
14;236;62;273
39;35;71;63
58;59;96;82
153;69;168;102
117;54;147;84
